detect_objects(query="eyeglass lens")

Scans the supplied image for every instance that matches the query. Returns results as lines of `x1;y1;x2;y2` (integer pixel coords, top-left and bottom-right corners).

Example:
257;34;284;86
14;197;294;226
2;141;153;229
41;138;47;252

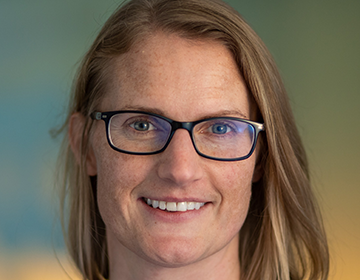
108;112;255;159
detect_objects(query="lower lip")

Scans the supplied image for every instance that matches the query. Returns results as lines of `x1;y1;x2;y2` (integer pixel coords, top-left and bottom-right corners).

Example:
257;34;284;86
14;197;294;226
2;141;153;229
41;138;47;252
139;198;209;223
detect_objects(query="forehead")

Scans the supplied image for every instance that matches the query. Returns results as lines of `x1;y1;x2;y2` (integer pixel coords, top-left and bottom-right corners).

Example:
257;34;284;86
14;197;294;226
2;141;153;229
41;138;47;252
102;32;251;120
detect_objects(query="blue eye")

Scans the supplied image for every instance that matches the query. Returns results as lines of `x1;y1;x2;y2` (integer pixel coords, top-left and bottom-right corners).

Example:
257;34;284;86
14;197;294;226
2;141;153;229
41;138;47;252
211;124;231;134
131;121;155;131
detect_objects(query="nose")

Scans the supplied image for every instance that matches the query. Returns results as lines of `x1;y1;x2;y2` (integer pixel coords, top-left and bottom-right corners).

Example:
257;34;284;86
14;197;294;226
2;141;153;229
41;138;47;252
157;129;204;186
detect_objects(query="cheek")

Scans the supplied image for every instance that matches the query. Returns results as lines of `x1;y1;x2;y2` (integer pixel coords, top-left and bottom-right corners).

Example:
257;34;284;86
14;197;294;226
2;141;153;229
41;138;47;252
92;126;148;191
214;160;255;232
92;134;150;225
95;152;146;199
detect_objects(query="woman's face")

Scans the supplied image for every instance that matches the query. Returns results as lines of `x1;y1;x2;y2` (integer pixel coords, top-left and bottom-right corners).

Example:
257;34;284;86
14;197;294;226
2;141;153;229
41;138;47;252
87;32;259;267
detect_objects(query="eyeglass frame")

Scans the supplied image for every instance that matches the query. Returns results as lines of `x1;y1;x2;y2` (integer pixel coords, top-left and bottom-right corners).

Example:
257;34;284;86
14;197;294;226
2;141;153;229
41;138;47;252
90;110;265;162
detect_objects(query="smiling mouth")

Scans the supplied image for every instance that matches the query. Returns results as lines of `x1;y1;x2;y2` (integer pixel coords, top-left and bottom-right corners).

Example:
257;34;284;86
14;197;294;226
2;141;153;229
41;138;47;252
143;197;206;212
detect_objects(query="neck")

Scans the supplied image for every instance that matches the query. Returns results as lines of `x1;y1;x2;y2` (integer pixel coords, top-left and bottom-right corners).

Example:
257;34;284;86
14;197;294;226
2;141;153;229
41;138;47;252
108;234;240;280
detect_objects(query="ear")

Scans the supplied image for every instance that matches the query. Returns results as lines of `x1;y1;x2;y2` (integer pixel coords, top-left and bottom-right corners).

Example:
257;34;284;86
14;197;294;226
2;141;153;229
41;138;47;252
69;112;97;176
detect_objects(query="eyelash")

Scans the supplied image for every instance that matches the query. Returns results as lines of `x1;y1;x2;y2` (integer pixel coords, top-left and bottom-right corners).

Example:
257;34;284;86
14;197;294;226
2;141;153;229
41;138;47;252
198;122;235;135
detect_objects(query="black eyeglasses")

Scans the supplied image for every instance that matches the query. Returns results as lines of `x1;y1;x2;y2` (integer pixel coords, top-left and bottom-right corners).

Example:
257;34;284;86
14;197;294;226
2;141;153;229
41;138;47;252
91;110;265;161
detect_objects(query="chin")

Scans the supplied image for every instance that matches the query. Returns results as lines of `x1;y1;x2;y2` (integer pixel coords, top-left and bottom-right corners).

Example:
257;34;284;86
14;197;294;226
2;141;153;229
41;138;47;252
140;236;209;268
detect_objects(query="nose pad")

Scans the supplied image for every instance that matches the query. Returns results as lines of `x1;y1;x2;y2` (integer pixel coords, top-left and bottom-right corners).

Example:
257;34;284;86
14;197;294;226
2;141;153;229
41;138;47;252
157;129;203;186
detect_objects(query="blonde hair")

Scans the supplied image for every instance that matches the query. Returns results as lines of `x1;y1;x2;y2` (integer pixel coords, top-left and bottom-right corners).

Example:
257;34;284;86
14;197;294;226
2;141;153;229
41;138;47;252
58;0;329;279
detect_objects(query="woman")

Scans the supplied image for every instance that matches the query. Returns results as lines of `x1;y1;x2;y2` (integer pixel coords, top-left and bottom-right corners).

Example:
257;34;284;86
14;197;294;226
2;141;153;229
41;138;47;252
58;0;329;279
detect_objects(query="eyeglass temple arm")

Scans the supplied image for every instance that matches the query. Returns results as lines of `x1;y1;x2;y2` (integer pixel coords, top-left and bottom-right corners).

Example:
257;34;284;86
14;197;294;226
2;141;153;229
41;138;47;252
91;112;104;120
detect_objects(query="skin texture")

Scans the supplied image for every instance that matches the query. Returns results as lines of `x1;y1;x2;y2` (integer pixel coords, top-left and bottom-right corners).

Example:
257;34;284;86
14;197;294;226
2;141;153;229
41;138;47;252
70;32;260;280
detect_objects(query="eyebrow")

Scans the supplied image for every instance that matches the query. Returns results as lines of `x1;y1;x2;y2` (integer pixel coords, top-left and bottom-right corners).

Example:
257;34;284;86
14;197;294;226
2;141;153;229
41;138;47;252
120;106;249;120
200;110;248;120
121;105;166;116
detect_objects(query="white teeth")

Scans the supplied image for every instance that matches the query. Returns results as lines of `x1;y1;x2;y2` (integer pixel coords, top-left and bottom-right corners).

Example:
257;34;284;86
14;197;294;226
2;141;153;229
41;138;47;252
144;198;206;212
159;201;166;210
167;202;177;211
187;202;195;210
152;200;159;208
177;202;187;211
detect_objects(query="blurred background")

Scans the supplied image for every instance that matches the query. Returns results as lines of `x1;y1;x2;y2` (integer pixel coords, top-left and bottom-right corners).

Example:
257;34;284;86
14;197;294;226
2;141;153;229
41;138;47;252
0;0;359;279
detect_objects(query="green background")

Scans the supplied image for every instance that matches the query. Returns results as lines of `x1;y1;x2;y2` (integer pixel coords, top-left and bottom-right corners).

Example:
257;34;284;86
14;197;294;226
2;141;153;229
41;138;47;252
0;0;359;279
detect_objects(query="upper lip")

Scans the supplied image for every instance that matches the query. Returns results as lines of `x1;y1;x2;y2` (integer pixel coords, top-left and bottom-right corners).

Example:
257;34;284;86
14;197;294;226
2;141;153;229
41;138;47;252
141;196;208;203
